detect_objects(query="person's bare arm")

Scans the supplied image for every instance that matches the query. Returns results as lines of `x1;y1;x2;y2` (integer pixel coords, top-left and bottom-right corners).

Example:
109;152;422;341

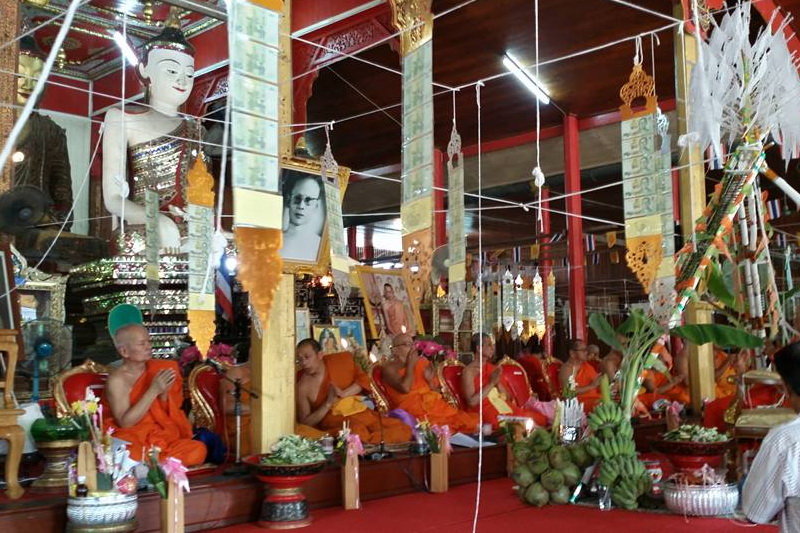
573;373;603;395
715;353;734;381
559;362;573;394
462;366;501;407
382;357;416;394
335;382;363;398
296;382;335;427
423;362;438;390
107;369;173;428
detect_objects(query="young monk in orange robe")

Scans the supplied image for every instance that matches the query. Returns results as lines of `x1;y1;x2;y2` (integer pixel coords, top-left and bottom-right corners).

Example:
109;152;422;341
296;340;412;444
715;349;739;398
382;333;480;433
559;339;602;412
462;333;548;428
638;344;691;409
105;324;206;466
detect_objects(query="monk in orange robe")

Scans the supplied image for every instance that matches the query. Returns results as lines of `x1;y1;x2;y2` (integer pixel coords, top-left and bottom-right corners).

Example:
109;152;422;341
639;344;691;409
559;339;602;412
714;349;739;398
462;334;548;428
296;339;412;444
382;333;480;433
105;324;206;466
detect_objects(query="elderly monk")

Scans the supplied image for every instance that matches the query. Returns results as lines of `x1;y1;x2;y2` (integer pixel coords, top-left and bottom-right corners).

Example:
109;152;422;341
105;322;206;466
639;343;691;409
560;339;603;412
296;339;412;444
382;333;479;433
462;333;547;428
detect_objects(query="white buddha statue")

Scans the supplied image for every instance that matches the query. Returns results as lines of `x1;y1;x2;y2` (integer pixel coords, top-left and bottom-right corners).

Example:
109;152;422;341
102;16;199;251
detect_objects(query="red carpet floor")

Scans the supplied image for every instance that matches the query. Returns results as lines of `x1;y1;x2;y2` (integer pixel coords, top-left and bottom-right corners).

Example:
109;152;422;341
211;477;777;532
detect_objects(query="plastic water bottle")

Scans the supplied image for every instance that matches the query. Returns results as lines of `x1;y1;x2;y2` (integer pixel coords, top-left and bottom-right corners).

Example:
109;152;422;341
598;485;612;511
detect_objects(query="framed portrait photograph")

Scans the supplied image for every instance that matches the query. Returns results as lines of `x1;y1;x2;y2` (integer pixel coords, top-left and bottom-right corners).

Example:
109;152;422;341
332;316;366;354
355;266;424;339
279;157;349;275
295;307;311;343
312;324;341;354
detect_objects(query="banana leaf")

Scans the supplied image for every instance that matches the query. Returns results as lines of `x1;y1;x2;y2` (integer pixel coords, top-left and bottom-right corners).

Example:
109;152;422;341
706;261;737;310
588;313;623;351
670;323;763;349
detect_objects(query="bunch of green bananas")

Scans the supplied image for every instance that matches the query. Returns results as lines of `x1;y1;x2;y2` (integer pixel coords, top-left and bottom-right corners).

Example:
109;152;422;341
610;472;652;509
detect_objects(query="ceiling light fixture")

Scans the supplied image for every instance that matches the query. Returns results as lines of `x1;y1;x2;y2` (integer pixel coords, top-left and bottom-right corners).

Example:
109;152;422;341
112;31;139;66
502;52;550;105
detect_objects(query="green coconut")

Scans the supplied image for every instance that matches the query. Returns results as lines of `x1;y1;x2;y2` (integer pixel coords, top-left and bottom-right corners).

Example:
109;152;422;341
524;482;550;507
548;445;570;470
568;444;591;468
540;469;565;492
550;485;571;505
513;442;532;463
529;428;553;452
559;463;582;488
511;464;535;487
529;457;549;476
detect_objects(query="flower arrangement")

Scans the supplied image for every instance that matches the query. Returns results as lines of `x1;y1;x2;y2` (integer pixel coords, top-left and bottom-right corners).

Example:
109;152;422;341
416;419;452;454
146;447;190;499
334;423;364;465
414;338;457;362
179;342;236;373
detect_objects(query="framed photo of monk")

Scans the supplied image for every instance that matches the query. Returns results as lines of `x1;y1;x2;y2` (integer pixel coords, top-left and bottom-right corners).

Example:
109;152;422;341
279;157;349;275
332;316;366;354
313;324;341;354
355;266;424;339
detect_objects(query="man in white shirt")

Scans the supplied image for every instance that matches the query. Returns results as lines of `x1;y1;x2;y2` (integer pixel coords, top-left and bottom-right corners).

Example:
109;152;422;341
742;342;800;532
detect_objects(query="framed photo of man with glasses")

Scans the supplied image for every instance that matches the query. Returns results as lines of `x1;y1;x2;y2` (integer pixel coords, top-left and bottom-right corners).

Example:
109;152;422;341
279;158;349;274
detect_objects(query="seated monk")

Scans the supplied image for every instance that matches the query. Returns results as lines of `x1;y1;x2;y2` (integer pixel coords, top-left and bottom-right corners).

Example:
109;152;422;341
559;339;603;412
104;309;206;466
382;333;479;433
587;344;603;373
715;348;739;399
296;339;411;444
639;343;691;409
462;333;547;428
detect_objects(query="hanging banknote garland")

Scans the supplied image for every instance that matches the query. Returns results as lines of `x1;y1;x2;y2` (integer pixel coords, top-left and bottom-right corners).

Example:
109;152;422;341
546;271;556;328
501;269;515;332
144;189;160;309
229;0;284;332
390;0;434;303
514;273;525;337
446;118;469;331
186;155;216;353
531;269;546;339
619;38;672;295
320;125;350;312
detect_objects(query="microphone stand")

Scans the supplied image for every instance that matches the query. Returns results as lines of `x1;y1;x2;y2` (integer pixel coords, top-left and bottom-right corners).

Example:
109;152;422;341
366;409;392;461
208;363;259;476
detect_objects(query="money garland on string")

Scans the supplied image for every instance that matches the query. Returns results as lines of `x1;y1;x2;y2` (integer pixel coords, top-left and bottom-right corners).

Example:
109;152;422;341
501;269;515;333
446;118;468;331
531;269;546;339
619;38;665;294
320;125;350;312
144;189;160;310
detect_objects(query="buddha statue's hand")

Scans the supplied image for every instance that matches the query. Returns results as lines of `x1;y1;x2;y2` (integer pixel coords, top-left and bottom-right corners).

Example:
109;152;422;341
158;213;181;250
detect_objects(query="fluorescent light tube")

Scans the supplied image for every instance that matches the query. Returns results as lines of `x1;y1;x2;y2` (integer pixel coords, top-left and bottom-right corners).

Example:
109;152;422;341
112;31;139;67
503;52;550;105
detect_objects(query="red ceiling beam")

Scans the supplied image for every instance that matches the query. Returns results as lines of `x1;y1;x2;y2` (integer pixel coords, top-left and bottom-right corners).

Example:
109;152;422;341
754;0;800;60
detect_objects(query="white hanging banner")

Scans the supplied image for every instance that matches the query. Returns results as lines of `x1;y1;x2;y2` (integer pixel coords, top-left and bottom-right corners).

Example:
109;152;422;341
446;122;468;331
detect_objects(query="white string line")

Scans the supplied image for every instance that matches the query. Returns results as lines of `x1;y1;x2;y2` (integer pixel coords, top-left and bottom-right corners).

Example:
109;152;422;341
0;0;93;51
0;0;83;179
471;80;484;533
289;0;479;91
327;66;402;126
603;0;682;23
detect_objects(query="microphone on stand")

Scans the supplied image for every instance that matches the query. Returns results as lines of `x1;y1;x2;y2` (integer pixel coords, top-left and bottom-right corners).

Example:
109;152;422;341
367;410;392;461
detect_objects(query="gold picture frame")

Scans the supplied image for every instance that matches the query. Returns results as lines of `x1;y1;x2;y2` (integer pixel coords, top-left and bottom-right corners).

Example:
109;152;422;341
354;266;425;339
280;156;349;275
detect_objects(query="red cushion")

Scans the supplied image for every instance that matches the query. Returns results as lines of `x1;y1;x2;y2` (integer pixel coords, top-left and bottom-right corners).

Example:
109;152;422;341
517;356;551;402
500;365;531;406
545;360;563;398
441;365;466;411
63;372;108;406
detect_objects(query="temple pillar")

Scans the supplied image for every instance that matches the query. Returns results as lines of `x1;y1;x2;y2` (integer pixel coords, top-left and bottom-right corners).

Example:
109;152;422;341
674;4;715;410
347;226;358;259
563;114;586;341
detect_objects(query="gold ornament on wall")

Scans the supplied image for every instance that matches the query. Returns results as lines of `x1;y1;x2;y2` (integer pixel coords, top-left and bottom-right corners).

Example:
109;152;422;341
235;227;283;328
186;154;214;207
625;236;663;294
401;229;433;304
388;0;433;55
619;63;656;120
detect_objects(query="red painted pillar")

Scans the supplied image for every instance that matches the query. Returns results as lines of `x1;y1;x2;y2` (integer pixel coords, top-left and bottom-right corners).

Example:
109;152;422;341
564;114;586;341
347;226;358;259
364;226;374;261
433;149;446;248
539;187;554;355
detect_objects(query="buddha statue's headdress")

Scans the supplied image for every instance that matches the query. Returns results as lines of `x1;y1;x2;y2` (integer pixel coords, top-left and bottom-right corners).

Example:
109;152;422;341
140;7;195;59
19;35;44;59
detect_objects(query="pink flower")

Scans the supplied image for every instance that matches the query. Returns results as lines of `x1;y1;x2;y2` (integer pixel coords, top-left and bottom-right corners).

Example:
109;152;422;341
180;346;202;368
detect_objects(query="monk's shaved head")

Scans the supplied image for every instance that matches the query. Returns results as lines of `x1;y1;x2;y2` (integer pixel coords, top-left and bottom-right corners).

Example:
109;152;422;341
392;333;413;348
114;324;148;349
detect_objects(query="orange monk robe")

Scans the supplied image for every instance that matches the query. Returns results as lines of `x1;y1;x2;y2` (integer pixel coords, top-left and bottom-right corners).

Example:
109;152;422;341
104;360;206;466
384;358;480;434
638;369;691;409
468;363;548;428
305;352;412;444
714;351;737;399
574;362;602;413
